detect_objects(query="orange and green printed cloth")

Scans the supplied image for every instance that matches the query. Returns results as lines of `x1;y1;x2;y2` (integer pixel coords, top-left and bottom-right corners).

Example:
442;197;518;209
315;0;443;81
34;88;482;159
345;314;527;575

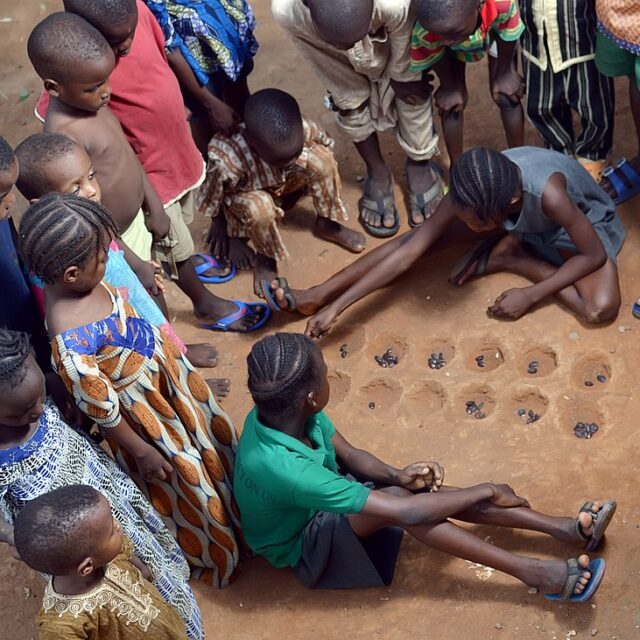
410;0;524;70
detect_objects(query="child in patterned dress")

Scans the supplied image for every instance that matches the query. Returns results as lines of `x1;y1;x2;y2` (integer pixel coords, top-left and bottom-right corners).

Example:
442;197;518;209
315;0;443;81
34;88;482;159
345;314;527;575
14;485;188;639
19;193;244;590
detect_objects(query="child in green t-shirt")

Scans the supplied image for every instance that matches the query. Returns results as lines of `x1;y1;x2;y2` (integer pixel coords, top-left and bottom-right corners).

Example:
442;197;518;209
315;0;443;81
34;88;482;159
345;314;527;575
235;332;614;601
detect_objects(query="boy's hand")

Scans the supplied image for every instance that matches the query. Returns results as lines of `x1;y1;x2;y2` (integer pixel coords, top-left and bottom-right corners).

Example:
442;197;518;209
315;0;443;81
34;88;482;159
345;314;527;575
390;78;433;105
134;260;166;297
488;287;534;320
397;461;444;492
491;69;525;105
207;99;239;137
144;204;171;243
487;483;530;508
134;444;172;482
434;85;468;116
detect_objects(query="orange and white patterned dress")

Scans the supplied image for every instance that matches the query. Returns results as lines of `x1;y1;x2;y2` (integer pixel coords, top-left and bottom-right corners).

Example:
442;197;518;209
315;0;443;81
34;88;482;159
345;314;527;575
51;283;242;588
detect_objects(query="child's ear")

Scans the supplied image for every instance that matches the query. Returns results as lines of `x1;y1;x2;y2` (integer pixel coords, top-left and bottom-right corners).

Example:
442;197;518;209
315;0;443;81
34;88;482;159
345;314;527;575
43;79;60;97
77;557;95;577
63;265;80;284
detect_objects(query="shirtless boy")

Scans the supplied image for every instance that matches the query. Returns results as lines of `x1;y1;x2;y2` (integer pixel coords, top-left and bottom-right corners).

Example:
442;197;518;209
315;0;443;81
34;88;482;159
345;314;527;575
28;12;269;336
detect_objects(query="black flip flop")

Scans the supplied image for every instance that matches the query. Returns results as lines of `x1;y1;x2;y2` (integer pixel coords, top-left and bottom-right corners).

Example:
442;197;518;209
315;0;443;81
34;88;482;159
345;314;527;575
407;165;445;228
358;178;400;238
261;277;297;312
448;236;503;285
576;500;617;552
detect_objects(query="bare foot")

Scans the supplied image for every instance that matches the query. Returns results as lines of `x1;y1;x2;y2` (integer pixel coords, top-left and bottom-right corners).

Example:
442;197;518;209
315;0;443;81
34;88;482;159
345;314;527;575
228;237;256;270
360;168;396;230
210;214;230;262
600;155;640;199
531;554;592;596
206;378;230;400
314;217;366;253
406;159;442;226
185;343;219;368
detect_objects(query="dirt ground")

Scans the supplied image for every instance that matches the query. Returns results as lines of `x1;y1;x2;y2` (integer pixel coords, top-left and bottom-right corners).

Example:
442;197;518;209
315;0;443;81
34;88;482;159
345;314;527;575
2;1;640;639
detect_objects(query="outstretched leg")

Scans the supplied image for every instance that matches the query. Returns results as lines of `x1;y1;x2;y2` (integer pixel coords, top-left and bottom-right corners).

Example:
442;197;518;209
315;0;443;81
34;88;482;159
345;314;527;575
348;487;594;596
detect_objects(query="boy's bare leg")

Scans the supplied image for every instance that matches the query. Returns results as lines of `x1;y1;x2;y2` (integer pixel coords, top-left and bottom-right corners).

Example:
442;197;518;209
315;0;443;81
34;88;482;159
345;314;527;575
442;110;464;168
354;133;396;230
459;234;621;323
210;214;256;270
313;217;366;253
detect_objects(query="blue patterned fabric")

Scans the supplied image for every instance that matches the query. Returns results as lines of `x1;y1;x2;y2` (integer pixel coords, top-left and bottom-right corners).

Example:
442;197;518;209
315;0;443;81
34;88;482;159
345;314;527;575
60;314;156;359
145;0;258;83
0;401;203;639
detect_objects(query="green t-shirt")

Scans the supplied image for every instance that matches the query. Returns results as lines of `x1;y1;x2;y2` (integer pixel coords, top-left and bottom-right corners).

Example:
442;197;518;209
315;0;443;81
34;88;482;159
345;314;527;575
234;409;371;568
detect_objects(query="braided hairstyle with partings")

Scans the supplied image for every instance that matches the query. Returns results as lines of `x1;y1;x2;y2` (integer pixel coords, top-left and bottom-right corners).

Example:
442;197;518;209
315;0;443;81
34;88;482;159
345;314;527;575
19;193;118;284
0;329;32;388
247;333;322;414
449;147;521;223
0;136;16;175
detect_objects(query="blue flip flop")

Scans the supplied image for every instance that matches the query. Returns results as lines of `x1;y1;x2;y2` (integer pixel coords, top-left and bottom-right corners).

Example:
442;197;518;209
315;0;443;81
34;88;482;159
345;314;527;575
193;253;236;284
633;300;640;319
603;159;640;205
200;300;270;333
544;557;606;603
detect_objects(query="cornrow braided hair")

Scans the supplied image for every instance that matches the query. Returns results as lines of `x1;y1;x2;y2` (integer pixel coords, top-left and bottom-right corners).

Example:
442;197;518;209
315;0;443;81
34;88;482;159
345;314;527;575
450;147;521;223
0;328;32;387
19;193;118;284
247;333;321;414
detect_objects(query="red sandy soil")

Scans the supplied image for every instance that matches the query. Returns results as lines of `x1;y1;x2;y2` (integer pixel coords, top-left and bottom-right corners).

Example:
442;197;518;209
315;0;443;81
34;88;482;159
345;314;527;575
1;1;639;639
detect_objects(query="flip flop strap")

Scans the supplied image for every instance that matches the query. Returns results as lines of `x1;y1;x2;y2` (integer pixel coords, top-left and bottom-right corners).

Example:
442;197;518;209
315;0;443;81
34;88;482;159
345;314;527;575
604;163;631;198
617;158;640;185
409;176;443;210
215;301;247;328
360;193;395;215
560;558;582;600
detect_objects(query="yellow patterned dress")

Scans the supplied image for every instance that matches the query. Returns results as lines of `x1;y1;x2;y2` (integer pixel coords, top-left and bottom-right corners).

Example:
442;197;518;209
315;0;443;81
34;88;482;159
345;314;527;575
36;536;188;639
51;283;242;588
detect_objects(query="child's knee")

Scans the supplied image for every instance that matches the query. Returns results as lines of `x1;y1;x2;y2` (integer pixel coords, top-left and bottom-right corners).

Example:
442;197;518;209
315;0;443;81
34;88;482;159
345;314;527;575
583;293;620;324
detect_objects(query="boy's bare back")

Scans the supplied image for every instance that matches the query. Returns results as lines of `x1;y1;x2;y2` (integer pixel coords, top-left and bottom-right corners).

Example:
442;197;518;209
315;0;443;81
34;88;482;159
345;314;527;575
45;99;145;234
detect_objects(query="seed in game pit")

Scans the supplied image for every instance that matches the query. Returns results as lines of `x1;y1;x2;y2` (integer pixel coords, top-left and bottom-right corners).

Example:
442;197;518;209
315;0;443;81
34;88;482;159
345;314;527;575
428;351;446;369
596;374;607;383
475;355;486;368
517;408;526;417
584;380;594;387
375;348;399;368
527;361;538;374
573;422;599;439
339;344;348;358
368;402;375;410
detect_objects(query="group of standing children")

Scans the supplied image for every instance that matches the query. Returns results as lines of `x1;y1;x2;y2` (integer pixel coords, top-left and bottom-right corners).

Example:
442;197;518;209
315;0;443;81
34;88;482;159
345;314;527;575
1;0;637;637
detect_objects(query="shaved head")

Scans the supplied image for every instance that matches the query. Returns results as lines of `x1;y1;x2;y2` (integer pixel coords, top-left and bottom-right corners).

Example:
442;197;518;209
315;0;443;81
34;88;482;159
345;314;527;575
414;0;480;32
306;0;373;48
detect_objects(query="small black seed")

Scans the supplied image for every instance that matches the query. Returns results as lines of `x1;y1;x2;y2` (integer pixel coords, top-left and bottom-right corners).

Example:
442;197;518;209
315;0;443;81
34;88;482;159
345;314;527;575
529;361;538;367
340;344;347;351
596;374;607;383
476;412;486;419
584;380;594;387
466;400;476;406
517;408;526;417
368;402;375;410
341;351;348;359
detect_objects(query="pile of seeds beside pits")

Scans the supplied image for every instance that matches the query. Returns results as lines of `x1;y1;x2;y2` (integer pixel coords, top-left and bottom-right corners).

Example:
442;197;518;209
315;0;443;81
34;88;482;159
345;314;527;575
375;349;399;368
517;408;540;424
574;422;599;439
465;400;486;419
428;352;446;369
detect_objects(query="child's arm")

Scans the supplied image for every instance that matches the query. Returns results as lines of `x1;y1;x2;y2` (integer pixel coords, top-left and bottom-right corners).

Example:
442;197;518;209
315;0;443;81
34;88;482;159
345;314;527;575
489;174;608;319
166;48;239;136
117;240;165;298
362;482;530;525
141;173;171;243
305;201;457;337
332;430;444;492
